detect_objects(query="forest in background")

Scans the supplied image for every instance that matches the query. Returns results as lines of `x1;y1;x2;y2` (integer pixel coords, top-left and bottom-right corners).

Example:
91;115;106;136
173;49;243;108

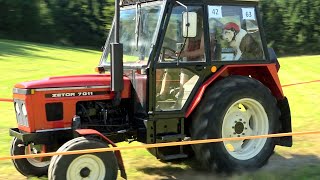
0;0;319;55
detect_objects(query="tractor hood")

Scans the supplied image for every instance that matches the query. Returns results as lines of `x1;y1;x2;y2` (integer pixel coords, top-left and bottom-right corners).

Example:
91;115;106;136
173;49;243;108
14;74;131;89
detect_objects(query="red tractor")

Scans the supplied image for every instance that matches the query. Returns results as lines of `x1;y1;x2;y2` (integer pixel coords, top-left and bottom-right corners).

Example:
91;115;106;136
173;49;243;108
9;0;292;179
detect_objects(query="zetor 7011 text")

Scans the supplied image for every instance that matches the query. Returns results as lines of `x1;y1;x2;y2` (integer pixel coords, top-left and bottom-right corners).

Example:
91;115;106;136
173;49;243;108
9;0;292;179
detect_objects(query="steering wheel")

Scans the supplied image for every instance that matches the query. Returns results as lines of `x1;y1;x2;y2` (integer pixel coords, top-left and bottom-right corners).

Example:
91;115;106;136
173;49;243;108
161;46;177;61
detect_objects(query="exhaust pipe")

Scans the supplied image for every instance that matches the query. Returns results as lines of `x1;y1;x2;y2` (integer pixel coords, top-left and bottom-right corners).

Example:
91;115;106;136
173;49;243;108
111;0;124;93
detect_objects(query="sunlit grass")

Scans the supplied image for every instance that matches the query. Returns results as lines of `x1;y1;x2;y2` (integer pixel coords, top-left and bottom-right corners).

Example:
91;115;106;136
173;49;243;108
0;39;100;98
0;39;319;179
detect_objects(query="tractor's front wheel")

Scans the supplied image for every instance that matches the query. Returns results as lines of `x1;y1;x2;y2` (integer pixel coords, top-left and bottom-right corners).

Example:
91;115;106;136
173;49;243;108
48;137;118;180
191;76;280;172
10;137;50;177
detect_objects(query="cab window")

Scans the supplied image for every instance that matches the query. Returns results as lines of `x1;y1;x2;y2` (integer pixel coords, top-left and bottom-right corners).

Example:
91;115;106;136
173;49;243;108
208;5;265;61
159;5;205;63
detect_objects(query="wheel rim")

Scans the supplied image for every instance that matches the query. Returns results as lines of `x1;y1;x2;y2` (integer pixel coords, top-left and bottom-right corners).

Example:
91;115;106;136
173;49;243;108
67;154;106;180
25;144;50;167
222;98;269;160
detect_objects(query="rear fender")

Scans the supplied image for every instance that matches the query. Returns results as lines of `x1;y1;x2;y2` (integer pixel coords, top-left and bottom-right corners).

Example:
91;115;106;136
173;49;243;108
276;97;293;147
186;64;284;118
268;48;280;71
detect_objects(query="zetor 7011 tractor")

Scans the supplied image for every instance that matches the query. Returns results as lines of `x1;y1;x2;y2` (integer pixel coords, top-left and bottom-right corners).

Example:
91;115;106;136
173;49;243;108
9;0;292;179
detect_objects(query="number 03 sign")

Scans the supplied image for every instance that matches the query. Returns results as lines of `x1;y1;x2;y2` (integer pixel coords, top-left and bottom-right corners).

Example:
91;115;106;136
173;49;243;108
242;8;255;20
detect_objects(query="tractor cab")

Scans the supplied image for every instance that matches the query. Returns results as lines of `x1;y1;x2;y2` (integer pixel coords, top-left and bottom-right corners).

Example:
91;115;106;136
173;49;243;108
99;0;269;117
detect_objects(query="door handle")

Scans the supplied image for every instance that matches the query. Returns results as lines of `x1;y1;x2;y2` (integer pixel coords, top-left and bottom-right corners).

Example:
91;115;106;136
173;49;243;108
195;65;204;71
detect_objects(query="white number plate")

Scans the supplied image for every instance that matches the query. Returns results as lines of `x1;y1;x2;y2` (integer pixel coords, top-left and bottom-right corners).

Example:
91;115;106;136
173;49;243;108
208;6;222;18
242;8;256;20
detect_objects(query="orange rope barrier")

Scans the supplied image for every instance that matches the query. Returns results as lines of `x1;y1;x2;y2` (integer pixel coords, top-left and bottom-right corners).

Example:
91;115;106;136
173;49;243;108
1;130;320;161
0;98;13;102
282;80;320;87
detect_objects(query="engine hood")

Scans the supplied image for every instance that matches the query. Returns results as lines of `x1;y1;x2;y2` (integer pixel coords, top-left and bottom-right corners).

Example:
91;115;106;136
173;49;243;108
15;74;130;89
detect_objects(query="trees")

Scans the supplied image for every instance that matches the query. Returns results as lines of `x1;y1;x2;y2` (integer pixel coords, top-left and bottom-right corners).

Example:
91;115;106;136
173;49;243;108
0;0;319;55
44;0;114;46
260;0;320;55
0;0;42;41
0;0;114;47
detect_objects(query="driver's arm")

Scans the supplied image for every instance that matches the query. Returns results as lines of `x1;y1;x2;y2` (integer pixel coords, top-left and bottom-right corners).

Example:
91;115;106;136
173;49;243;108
177;34;205;59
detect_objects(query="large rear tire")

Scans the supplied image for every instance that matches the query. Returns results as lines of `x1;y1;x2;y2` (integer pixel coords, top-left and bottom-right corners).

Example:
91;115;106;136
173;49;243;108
48;137;118;180
10;137;50;177
191;76;280;172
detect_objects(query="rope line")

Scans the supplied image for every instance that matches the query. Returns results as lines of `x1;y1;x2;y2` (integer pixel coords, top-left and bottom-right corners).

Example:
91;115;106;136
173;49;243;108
1;130;319;161
0;98;13;102
282;79;320;87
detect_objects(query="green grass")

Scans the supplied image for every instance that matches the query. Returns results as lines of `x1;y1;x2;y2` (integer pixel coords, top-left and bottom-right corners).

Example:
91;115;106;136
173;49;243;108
0;39;320;179
0;39;100;98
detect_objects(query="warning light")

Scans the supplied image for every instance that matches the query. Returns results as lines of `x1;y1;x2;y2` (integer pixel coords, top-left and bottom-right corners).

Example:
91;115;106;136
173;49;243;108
211;66;217;73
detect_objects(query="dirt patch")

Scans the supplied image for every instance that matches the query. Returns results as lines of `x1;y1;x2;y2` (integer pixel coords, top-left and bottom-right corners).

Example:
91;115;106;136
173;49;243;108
123;148;320;180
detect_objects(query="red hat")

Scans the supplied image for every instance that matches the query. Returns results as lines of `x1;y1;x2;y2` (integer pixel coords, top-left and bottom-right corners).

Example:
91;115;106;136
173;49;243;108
224;22;240;32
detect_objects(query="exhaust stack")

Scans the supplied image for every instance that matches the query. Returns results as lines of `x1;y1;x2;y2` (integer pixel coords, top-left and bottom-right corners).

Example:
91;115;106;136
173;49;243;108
111;0;124;92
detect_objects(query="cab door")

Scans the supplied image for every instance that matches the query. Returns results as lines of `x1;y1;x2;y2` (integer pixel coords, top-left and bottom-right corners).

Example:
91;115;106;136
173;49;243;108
152;4;209;113
143;3;209;157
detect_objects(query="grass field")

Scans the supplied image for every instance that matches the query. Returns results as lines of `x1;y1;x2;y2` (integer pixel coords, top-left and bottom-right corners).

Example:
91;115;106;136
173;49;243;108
0;39;320;179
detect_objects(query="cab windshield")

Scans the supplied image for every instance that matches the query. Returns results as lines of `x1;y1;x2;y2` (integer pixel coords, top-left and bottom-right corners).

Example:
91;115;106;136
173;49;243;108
100;2;163;66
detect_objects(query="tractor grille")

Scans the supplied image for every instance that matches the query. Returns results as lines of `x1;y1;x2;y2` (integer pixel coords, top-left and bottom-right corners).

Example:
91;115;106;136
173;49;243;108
14;99;29;127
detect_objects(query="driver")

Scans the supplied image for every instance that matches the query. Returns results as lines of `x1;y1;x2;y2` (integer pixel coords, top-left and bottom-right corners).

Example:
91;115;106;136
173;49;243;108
176;31;204;61
157;10;204;105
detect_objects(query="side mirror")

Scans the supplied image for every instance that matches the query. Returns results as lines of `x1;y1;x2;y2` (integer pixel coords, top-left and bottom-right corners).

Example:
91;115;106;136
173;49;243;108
182;12;197;38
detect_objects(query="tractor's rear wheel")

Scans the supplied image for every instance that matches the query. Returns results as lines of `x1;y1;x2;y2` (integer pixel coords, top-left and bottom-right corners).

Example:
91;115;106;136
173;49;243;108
48;137;118;180
10;137;50;177
191;76;280;172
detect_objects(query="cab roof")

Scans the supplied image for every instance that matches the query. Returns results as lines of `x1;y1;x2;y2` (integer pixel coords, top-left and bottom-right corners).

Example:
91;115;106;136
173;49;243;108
121;0;259;6
121;0;160;6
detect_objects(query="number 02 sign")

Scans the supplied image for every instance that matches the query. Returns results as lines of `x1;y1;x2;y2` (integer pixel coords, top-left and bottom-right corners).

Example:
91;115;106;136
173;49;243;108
242;8;255;20
208;6;222;18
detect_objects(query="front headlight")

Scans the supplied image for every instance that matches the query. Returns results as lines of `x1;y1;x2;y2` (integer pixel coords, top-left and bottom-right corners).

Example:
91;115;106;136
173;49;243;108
15;103;20;115
21;104;27;116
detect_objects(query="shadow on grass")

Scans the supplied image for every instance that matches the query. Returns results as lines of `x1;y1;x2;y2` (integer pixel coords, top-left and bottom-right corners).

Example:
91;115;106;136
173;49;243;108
137;153;320;180
0;40;42;56
264;152;320;170
137;157;225;180
0;39;97;61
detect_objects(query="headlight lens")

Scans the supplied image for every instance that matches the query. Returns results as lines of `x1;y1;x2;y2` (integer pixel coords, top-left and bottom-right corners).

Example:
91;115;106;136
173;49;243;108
21;104;27;116
15;103;20;115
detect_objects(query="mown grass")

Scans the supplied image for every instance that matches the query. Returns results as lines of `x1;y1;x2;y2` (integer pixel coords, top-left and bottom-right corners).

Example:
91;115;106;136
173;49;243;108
0;39;100;98
0;39;320;179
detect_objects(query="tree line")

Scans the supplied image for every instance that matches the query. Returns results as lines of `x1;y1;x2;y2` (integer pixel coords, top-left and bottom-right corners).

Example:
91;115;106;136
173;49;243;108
0;0;114;47
260;0;320;55
0;0;319;55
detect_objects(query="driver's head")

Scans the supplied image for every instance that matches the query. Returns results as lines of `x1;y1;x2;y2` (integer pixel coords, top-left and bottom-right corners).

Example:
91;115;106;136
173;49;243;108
222;22;240;42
